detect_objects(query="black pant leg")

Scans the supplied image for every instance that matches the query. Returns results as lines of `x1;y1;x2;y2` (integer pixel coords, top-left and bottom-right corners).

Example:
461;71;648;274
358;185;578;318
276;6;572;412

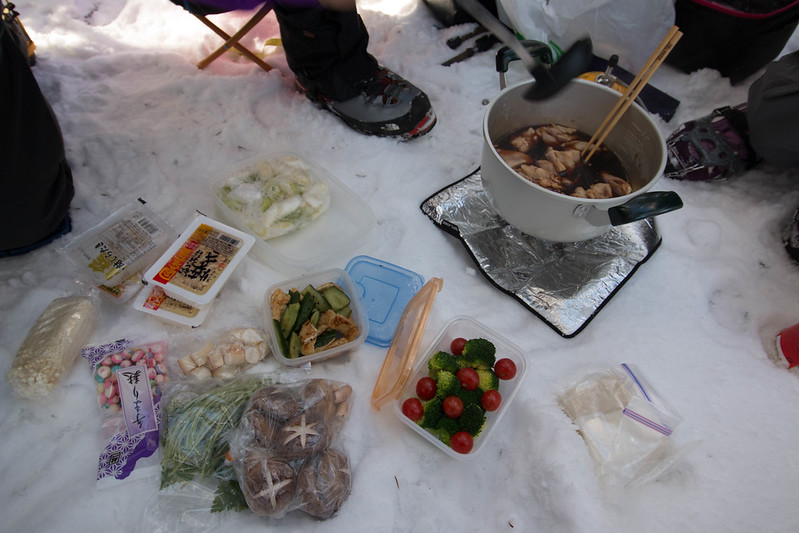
747;50;799;168
274;6;377;101
0;19;73;253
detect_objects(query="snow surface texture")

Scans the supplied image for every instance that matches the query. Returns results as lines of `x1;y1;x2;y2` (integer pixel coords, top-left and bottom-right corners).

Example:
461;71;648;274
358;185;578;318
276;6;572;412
2;1;799;532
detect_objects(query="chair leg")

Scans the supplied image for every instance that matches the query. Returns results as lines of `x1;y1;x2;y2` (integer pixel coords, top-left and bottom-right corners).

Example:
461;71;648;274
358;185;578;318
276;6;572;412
194;3;273;72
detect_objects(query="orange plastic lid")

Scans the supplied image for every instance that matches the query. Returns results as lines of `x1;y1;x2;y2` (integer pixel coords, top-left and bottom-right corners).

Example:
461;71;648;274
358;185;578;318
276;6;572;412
370;277;443;410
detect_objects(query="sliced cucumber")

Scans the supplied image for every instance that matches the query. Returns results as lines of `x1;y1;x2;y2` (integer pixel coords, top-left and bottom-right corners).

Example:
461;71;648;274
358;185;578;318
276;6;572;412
288;289;301;304
322;285;350;311
301;284;331;313
338;305;352;318
288;331;302;358
273;319;289;357
280;302;300;338
294;293;316;332
315;330;341;349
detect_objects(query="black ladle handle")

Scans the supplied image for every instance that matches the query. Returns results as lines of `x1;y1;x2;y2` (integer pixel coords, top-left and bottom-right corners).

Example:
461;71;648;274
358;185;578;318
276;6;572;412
456;0;541;73
607;191;684;226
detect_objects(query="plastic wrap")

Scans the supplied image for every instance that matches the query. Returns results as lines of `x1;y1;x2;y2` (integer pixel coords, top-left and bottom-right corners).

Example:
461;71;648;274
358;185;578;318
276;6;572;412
158;375;271;489
498;0;675;72
229;379;353;519
82;335;170;481
62;200;174;288
6;295;98;399
213;154;331;241
559;363;687;486
174;327;270;381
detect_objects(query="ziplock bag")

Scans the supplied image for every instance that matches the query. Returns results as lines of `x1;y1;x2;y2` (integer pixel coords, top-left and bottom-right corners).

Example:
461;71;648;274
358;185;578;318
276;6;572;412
559;363;688;486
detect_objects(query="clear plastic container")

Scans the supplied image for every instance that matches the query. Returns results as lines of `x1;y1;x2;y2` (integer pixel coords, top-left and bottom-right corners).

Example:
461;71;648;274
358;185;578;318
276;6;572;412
391;316;529;459
212;152;375;274
143;214;255;307
264;268;368;366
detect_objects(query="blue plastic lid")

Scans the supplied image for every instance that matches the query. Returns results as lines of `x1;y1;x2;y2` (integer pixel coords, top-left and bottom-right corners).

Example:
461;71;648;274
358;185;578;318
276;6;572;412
345;255;425;347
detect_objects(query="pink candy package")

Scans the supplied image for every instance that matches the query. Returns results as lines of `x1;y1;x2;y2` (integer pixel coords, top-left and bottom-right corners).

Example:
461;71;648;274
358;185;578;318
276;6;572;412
82;335;170;481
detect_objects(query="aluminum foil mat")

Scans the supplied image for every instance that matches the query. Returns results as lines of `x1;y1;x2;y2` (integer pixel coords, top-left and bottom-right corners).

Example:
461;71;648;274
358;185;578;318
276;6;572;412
420;168;662;338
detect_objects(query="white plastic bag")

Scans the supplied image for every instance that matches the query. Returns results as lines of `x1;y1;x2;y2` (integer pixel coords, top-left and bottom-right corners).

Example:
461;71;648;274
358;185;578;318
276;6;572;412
498;0;675;72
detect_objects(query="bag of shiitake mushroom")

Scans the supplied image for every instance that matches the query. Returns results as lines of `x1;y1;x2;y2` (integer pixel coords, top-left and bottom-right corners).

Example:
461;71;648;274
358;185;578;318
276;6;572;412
228;378;353;520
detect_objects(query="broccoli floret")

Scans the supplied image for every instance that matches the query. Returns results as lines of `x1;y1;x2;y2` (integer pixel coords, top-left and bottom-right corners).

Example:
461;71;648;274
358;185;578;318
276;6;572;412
434;370;460;399
456;386;484;407
458;403;487;437
476;368;499;391
460;338;497;369
428;351;460;378
418;397;443;429
432;417;460;444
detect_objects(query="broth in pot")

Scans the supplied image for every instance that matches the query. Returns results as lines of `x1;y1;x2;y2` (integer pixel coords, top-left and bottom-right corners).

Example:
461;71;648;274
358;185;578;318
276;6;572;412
494;124;632;200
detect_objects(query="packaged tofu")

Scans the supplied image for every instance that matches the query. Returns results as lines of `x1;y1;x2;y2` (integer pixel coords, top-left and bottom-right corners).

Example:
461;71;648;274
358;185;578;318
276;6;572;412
143;214;255;307
63;200;174;288
133;285;213;328
6;295;99;399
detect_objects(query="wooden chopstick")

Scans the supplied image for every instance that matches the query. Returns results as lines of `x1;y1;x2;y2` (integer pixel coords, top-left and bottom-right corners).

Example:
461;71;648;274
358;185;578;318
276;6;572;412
582;26;683;163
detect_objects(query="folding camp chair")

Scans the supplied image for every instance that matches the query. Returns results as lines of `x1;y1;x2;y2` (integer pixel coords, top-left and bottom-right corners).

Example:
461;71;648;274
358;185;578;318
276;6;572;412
171;1;274;72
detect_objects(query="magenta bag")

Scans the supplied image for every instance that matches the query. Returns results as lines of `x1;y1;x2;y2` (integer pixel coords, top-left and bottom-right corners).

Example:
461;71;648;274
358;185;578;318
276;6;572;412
174;0;321;13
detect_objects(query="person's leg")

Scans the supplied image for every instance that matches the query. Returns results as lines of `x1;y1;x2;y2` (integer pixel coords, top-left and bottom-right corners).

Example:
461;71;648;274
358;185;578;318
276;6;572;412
274;3;436;139
274;4;376;101
0;18;73;256
747;50;799;169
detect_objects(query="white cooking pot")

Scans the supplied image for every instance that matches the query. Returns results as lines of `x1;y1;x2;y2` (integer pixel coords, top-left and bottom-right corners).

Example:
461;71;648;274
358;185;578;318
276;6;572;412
481;78;682;242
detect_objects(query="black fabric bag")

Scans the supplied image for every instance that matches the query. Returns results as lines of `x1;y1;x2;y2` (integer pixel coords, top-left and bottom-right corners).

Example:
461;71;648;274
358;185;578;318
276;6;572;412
747;50;799;168
666;0;799;85
423;0;497;27
0;17;73;256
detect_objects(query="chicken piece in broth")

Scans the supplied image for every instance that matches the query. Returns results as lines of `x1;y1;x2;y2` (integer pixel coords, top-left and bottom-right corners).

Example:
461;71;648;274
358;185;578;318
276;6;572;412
495;123;631;198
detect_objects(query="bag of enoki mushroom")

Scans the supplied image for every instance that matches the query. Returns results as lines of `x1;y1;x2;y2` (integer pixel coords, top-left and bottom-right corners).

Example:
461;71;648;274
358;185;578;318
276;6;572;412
6;295;99;400
228;379;353;520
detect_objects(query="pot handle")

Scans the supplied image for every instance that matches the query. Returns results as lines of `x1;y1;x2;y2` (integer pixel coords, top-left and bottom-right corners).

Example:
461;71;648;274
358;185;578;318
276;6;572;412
496;41;553;90
607;191;683;226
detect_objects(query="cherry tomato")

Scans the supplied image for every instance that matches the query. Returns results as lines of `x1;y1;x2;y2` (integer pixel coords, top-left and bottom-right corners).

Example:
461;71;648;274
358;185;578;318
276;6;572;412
481;389;502;411
401;398;424;421
415;376;437;401
456;367;479;391
450;431;474;454
450;337;467;356
442;395;464;418
494;358;517;380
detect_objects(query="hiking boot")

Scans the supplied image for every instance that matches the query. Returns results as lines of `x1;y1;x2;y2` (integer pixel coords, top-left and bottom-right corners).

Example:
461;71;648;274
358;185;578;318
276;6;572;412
296;66;436;140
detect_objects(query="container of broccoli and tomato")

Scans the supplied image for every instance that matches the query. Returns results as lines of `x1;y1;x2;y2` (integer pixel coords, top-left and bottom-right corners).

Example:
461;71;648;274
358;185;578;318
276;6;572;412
371;296;528;458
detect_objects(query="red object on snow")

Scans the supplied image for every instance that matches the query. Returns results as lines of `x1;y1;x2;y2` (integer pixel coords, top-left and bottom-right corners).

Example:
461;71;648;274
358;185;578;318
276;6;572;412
777;322;799;368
